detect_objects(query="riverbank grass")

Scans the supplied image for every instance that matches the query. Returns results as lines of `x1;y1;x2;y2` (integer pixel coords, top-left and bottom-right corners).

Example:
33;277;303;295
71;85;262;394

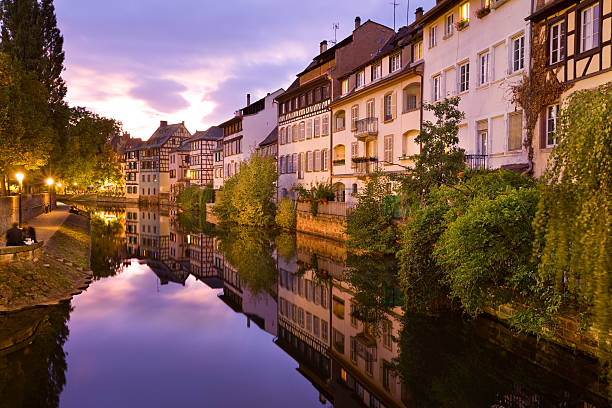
0;214;91;312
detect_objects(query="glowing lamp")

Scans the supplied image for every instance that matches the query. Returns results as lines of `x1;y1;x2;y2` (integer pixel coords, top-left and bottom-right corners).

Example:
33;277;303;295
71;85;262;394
15;172;24;185
46;178;54;186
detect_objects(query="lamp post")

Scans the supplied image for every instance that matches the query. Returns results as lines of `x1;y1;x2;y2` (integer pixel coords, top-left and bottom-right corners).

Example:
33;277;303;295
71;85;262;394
15;172;24;227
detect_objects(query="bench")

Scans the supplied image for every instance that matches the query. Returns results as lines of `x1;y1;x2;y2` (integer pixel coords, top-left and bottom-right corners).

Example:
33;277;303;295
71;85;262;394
0;241;45;263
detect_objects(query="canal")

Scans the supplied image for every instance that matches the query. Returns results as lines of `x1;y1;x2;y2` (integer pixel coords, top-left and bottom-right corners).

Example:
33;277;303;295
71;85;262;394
0;204;609;408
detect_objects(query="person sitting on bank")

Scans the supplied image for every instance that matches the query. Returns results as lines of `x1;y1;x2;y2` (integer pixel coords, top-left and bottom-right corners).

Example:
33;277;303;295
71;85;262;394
6;223;25;246
22;222;37;243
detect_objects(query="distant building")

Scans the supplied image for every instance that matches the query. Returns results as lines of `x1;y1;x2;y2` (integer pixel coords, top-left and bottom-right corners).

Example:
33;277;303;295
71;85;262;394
257;126;278;159
189;126;223;188
137;121;191;204
212;138;224;190
219;90;283;181
169;139;191;205
124;140;144;202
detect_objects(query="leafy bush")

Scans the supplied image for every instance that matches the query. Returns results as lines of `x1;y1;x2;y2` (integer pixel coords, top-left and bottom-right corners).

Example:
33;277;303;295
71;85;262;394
275;197;296;230
176;184;213;212
212;155;278;227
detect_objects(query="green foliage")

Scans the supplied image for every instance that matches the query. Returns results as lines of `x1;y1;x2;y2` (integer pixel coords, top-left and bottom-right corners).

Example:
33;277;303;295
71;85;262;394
90;216;124;279
275;197;296;230
534;84;612;366
177;184;213;212
436;188;541;316
346;172;398;255
274;232;296;263
0;53;54;184
399;96;466;200
293;181;334;216
213;155;278;227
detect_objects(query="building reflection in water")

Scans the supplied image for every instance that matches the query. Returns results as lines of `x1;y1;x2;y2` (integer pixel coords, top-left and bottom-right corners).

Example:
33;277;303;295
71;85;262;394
53;204;610;407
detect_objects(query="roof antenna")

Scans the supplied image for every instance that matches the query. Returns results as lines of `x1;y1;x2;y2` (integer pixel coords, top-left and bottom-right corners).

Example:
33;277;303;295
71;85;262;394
331;22;340;46
407;0;410;26
390;0;399;30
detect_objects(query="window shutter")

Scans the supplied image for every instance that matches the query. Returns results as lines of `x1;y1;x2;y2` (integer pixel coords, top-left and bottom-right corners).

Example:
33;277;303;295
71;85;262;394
539;108;547;148
380;97;385;120
392;92;397;119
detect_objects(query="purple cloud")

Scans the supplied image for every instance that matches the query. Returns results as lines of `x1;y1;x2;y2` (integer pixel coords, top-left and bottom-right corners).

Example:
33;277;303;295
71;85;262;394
129;78;189;113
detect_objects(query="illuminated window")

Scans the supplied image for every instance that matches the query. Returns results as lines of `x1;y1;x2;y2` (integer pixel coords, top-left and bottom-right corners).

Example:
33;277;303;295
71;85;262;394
341;79;349;95
413;42;423;61
459;2;470;22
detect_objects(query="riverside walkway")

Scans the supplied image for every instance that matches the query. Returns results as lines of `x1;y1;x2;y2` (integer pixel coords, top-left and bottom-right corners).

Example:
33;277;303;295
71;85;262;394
25;203;71;245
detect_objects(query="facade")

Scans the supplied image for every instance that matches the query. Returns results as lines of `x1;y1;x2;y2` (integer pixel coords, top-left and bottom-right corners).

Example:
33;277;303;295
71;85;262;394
169;140;191;205
137;121;191;203
419;0;532;171
330;25;424;205
220;90;284;181
276;18;396;201
212;138;224;190
256;127;278;158
189;126;223;188
529;0;612;176
124;146;142;202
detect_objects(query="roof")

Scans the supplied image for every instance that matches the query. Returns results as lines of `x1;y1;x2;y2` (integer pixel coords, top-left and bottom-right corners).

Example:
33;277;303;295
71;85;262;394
191;126;224;141
125;138;146;152
297;34;353;77
417;0;457;27
169;139;191;153
144;122;188;149
259;127;278;147
526;0;575;21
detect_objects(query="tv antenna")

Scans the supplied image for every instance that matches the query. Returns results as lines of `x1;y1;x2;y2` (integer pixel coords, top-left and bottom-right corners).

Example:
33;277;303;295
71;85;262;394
331;22;340;45
407;0;410;25
390;0;399;30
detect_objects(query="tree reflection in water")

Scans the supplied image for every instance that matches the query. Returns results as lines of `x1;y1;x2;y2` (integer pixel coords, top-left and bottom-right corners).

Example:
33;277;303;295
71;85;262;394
90;212;126;279
0;302;71;408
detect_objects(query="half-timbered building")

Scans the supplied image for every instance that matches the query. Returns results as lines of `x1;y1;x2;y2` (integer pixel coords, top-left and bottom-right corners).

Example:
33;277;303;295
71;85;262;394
169;140;191;205
189;126;223;188
528;0;612;175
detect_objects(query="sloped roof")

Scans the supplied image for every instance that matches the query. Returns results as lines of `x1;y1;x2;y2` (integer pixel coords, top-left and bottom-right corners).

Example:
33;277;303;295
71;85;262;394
170;139;191;153
145;123;187;148
191;126;224;141
259;127;278;147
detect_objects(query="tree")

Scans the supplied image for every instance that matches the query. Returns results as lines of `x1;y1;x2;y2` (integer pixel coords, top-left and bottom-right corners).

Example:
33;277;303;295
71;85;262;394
534;84;612;337
0;0;67;107
275;197;296;230
0;53;53;194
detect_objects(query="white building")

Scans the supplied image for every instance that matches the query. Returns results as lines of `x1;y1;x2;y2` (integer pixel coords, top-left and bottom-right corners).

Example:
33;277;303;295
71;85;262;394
420;0;531;171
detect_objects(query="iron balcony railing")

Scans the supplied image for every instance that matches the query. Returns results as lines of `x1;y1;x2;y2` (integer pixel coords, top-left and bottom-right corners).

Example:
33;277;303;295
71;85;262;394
354;158;380;176
354;117;378;140
465;154;487;170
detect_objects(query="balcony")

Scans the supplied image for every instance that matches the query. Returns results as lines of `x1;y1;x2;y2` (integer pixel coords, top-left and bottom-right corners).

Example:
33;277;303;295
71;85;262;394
354;117;378;141
353;157;379;176
465;154;487;170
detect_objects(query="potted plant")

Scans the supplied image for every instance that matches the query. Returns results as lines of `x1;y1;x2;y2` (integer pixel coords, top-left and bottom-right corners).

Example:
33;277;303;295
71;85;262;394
455;19;468;30
476;6;490;18
332;159;346;165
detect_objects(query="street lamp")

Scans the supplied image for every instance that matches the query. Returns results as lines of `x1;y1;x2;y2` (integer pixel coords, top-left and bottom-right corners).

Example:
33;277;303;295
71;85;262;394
15;172;24;227
46;178;54;189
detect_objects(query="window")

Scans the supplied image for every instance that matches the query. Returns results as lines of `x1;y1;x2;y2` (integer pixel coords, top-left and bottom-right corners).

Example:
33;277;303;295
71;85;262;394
403;84;420;111
372;61;382;80
546;104;559;147
459;2;470;22
306;313;312;332
366;99;375;118
413;41;423;61
384;93;393;121
287;125;292;143
322;149;329;171
333;329;345;353
322;115;329;135
479;52;490;85
356;70;365;87
292;124;298;142
292;153;297;173
314;150;321;171
445;13;454;37
459;62;470;92
279;157;285;174
390;52;401;72
512;35;525;72
433;75;442;101
350;337;358;363
384;135;394;164
429;25;438;48
321;320;329;342
580;4;600;52
549;22;565;64
314;117;320;137
350;303;358;327
351;105;359;130
508;111;523;151
306;119;312;139
382;362;393;390
341;79;349;95
307;151;313;172
313;316;320;337
280;127;285;144
299;122;305;140
335;111;345;131
382;320;392;349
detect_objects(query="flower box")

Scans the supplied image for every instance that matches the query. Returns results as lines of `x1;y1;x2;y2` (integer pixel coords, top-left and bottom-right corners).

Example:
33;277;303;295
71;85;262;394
476;6;490;18
352;156;377;163
455;20;469;31
332;159;345;165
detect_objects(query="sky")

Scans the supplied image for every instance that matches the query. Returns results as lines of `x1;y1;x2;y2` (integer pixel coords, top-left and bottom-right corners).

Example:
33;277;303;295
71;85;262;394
55;0;435;140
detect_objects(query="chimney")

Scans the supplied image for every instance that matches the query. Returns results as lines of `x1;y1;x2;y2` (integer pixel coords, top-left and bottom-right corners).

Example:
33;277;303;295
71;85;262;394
354;16;361;30
415;7;424;21
320;40;328;54
247;93;251;106
160;120;168;127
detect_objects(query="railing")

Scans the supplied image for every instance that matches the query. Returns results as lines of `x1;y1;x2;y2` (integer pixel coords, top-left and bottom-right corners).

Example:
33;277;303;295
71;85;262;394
465;154;487;170
296;201;351;217
354;117;378;139
354;158;380;176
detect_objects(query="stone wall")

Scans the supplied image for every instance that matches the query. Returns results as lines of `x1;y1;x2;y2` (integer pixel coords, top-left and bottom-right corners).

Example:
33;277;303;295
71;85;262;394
296;211;347;242
0;193;56;236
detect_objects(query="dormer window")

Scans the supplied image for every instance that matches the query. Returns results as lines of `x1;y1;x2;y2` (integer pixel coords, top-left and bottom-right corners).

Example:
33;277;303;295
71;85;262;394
390;52;401;72
341;79;349;95
356;70;365;87
372;61;382;80
413;42;423;61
